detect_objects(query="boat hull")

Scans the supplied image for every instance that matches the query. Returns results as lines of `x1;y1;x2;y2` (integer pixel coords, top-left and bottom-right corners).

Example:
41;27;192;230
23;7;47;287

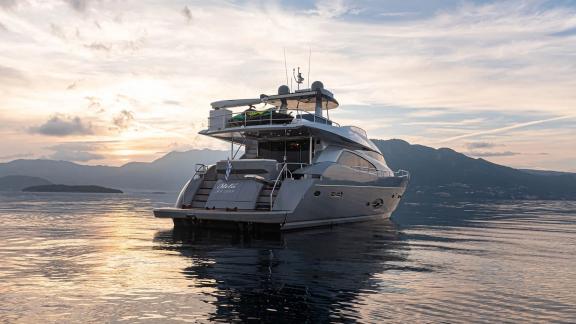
153;184;406;231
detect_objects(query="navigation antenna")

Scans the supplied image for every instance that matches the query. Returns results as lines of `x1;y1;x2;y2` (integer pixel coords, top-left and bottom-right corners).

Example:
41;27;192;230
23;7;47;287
293;67;304;90
283;48;289;90
307;47;311;88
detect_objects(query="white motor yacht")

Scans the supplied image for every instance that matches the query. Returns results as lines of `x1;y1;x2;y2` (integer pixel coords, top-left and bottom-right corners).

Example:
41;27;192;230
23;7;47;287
154;80;409;230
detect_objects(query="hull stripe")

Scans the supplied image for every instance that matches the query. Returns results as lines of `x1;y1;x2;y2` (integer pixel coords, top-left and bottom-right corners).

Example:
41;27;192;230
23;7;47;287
316;185;403;189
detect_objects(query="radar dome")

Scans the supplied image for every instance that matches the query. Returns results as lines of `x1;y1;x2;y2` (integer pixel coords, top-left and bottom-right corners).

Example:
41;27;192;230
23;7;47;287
278;85;290;95
311;81;324;91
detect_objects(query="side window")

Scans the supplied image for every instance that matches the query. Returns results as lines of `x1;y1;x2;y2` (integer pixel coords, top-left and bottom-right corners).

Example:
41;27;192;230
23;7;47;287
337;152;376;171
337;152;356;167
359;156;376;170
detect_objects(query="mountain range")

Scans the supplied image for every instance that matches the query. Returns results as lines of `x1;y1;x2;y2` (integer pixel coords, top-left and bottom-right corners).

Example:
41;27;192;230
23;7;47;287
0;149;226;192
0;140;574;201
0;175;53;191
373;139;576;200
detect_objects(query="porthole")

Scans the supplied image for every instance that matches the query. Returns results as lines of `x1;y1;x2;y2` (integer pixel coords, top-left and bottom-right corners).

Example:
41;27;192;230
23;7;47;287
314;191;321;197
371;198;384;209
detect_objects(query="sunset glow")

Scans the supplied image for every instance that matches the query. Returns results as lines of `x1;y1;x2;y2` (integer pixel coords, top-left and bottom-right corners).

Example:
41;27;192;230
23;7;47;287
0;0;574;170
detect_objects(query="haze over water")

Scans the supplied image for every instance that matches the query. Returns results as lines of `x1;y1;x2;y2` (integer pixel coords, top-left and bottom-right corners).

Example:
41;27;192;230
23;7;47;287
1;192;575;323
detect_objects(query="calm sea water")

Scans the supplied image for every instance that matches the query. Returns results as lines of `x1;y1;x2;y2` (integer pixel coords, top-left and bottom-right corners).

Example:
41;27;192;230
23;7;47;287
0;192;575;323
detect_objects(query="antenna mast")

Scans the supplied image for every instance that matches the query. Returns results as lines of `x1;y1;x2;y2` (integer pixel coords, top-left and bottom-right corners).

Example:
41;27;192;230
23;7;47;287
283;48;289;88
307;47;311;88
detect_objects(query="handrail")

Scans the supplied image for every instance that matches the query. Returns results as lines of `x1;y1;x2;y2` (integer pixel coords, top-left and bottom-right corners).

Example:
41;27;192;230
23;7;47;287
284;162;307;170
227;109;294;128
394;169;410;179
350;166;393;177
232;137;246;159
269;163;288;210
207;109;340;130
294;110;341;127
349;166;412;178
193;163;208;180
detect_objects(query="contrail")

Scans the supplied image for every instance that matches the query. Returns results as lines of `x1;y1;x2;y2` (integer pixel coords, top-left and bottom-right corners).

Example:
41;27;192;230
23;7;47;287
440;114;576;143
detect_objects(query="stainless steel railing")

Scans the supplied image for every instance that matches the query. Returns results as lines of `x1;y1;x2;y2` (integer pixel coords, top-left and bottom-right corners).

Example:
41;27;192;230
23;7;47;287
207;109;340;130
350;166;393;177
268;162;309;210
269;163;288;210
294;110;341;127
192;163;208;180
349;166;410;178
394;169;411;179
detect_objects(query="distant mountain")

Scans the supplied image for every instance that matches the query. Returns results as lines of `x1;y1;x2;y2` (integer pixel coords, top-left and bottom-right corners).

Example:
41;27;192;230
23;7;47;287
520;169;576;178
0;149;227;191
374;139;576;200
23;185;122;194
1;142;574;200
0;175;52;191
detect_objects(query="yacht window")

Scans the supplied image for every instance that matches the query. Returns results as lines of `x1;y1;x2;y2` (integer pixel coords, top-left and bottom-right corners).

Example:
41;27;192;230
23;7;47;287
258;139;310;164
363;151;386;164
338;151;376;171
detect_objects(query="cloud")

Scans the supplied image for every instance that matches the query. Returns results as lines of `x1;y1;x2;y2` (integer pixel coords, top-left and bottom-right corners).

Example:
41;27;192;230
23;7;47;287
467;151;519;157
50;23;67;40
441;115;576;143
1;0;576;171
378;12;417;17
0;0;16;9
84;42;111;52
0;65;24;80
66;80;79;90
66;0;89;12
85;96;104;112
83;40;142;54
312;0;361;18
163;100;181;106
30;115;93;136
549;27;576;37
112;110;134;130
182;6;192;23
466;142;497;150
47;142;105;162
0;152;33;160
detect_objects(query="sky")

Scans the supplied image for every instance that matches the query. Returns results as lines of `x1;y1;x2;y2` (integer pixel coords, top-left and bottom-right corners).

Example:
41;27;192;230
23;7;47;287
0;0;575;171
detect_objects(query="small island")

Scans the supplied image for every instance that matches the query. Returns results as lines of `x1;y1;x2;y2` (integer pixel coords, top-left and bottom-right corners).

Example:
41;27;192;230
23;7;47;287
23;185;123;194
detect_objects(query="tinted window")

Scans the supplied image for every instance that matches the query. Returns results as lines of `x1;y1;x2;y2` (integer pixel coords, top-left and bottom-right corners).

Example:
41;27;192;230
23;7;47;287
337;152;376;170
363;151;386;164
258;140;310;164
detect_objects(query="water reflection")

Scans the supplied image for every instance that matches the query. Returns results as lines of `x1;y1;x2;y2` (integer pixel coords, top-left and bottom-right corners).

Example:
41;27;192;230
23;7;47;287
154;220;412;322
1;193;575;323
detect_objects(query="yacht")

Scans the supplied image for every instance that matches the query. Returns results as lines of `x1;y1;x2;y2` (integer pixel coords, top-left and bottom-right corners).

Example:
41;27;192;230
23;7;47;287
154;80;409;230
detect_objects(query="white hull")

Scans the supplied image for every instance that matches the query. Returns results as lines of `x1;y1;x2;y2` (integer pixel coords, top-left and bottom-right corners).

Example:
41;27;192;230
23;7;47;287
154;184;406;231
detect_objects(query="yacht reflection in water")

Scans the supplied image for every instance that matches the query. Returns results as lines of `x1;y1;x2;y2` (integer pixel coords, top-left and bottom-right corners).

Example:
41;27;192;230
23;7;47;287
154;218;411;322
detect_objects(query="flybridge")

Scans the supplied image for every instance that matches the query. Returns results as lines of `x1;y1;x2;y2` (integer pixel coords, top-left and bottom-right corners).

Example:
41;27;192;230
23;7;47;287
210;81;339;117
202;81;380;153
207;81;341;136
